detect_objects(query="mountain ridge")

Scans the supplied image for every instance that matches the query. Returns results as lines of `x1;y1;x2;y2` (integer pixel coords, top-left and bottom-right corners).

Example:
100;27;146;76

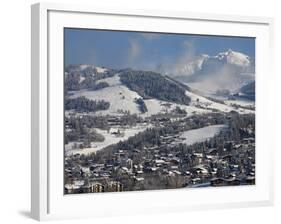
156;49;255;94
65;65;255;116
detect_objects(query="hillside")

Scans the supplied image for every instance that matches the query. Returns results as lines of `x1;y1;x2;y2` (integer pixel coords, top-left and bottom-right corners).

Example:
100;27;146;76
119;69;191;105
158;49;255;94
65;65;254;117
239;81;255;100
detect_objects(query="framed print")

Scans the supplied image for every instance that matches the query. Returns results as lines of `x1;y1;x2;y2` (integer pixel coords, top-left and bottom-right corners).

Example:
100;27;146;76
31;2;274;221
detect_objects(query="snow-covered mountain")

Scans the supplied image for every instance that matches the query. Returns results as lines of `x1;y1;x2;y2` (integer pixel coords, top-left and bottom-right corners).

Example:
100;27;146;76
65;65;254;117
237;81;255;100
159;49;255;94
66;64;108;73
65;64;109;77
216;49;251;67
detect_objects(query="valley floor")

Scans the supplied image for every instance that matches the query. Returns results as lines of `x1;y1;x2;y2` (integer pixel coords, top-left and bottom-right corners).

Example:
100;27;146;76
64;111;255;194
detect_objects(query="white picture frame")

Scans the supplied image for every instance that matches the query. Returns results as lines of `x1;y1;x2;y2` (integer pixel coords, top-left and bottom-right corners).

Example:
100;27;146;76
31;2;274;221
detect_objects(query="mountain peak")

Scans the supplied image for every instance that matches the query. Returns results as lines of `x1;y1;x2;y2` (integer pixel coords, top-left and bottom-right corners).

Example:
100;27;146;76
227;48;233;52
215;49;250;67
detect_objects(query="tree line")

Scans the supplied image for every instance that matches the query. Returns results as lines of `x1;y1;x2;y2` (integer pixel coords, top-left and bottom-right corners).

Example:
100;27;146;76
65;96;110;112
119;70;191;105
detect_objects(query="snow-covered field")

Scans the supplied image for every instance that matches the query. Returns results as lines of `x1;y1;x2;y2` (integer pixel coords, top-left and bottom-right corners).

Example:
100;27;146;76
96;67;108;73
143;99;164;116
70;85;142;115
204;93;255;108
96;74;121;86
143;98;210;117
65;125;150;156
79;64;108;74
225;99;255;108
65;124;227;156
69;72;254;118
180;124;227;145
185;90;254;114
70;74;210;117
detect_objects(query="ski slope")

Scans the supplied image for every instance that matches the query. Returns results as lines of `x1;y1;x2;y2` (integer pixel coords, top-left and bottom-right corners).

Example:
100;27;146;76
70;74;142;115
180;124;227;145
69;73;254;116
65;125;149;155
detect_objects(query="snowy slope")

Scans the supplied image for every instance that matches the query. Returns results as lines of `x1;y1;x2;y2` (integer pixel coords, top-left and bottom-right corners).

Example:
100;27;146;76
68;72;254;116
163;49;254;94
216;49;250;67
143;98;208;117
70;85;141;115
96;74;121;86
65;125;149;155
184;90;253;114
79;64;108;73
180;124;227;145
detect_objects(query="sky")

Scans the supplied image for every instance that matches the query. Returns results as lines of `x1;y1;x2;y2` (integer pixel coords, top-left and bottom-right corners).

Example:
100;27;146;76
64;28;255;70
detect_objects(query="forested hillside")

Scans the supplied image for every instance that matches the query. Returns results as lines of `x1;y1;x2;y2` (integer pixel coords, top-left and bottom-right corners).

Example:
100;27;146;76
119;70;191;105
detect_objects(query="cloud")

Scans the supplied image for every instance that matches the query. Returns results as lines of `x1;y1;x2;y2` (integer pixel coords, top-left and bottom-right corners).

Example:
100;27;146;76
128;38;141;62
156;39;199;76
88;51;99;66
182;39;195;50
192;63;254;92
139;33;161;40
173;40;197;74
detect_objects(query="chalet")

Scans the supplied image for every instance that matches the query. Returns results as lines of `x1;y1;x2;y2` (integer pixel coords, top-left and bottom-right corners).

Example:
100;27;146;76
193;153;204;164
191;178;201;184
109;128;120;135
222;154;232;162
126;158;133;171
229;172;236;178
211;170;217;176
168;171;175;176
64;180;85;194
150;167;158;172
134;177;145;182
136;170;143;175
81;184;93;193
170;165;179;170
65;184;81;194
193;165;209;177
207;148;218;155
100;172;110;178
233;144;242;150
210;178;225;186
90;182;105;193
242;137;255;144
230;164;240;171
80;166;90;175
155;159;165;166
206;155;214;160
107;181;123;192
121;167;129;172
173;170;182;175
